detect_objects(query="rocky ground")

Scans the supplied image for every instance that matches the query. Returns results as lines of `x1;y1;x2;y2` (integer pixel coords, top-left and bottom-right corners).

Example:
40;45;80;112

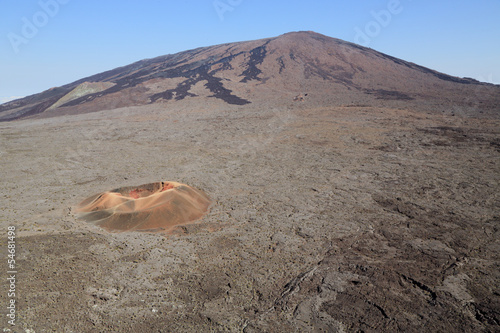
0;100;499;332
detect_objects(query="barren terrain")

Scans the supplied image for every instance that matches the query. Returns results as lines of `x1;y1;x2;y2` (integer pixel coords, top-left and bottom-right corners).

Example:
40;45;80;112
1;99;499;332
0;32;499;332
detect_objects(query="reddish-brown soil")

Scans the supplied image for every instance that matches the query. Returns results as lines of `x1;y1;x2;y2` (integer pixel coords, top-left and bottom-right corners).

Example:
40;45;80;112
75;181;211;233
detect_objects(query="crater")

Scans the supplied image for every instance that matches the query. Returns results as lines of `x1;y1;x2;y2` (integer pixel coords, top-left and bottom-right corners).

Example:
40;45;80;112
75;181;211;233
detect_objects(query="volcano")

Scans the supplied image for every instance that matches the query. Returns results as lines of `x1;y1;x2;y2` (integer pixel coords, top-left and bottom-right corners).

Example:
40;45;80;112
75;181;211;233
1;31;498;121
2;32;500;332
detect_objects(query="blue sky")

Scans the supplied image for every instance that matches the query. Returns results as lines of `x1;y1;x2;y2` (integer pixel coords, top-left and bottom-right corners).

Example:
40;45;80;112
1;0;499;103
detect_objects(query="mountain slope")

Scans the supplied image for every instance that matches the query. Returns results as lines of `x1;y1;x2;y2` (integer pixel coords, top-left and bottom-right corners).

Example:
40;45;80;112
1;31;498;121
